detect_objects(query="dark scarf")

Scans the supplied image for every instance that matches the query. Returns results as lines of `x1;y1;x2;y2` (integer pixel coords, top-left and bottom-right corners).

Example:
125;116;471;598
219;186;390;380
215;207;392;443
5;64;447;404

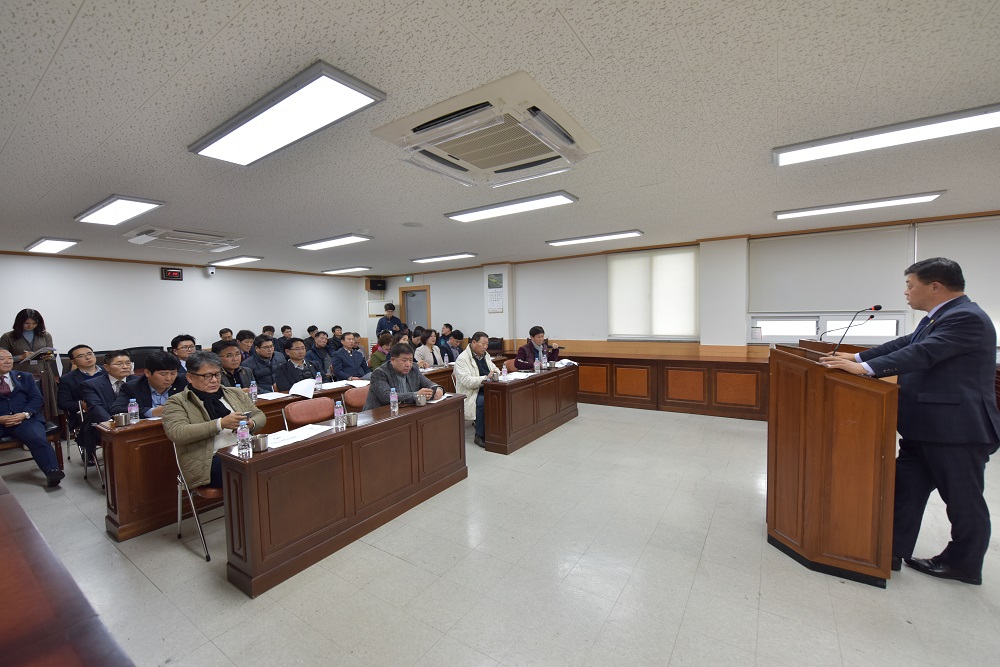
189;386;231;419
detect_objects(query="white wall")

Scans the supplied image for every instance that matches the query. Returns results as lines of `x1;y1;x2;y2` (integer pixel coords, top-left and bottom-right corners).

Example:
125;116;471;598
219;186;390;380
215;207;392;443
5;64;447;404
381;268;484;341
514;256;609;342
699;238;748;346
0;255;367;351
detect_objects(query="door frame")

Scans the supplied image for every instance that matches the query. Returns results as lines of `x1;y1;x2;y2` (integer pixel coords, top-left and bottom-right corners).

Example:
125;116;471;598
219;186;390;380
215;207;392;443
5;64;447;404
398;285;431;332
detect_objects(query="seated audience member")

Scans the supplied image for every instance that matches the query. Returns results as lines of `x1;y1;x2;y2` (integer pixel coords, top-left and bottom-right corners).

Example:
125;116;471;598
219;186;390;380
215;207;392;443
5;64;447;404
514;326;560;370
235;329;255;361
113;351;185;417
363;344;443;410
332;332;371;381
218;328;234;341
412;326;426;344
212;340;255;389
274;338;322;391
391;332;414;354
369;334;392;370
441;329;464;363
80;351;134;461
438;323;453;352
241;335;283;390
162;351;265;489
171;334;197;378
306;331;335;380
329;325;344;351
0;349;64;487
57;344;105;433
351;333;363;352
415;329;445;367
304;325;319;350
454;332;500;447
274;325;293;354
262;325;276;337
376;304;403;337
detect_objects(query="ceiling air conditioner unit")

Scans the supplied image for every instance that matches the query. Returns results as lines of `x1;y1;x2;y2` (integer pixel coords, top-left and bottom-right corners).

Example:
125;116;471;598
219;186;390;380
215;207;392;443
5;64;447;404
125;227;243;253
372;71;600;186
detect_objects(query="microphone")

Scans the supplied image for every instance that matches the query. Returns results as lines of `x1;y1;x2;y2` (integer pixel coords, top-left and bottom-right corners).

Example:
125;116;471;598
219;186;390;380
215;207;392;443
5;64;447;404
819;315;874;340
831;305;882;354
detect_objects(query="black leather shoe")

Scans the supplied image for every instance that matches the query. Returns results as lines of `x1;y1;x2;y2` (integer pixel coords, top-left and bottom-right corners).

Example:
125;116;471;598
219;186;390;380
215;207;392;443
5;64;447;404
45;469;65;487
474;435;486;448
905;556;981;585
891;555;901;572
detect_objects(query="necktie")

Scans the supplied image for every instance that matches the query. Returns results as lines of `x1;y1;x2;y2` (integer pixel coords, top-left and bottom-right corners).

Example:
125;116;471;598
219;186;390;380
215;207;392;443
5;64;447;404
0;375;10;397
113;380;123;395
912;315;931;338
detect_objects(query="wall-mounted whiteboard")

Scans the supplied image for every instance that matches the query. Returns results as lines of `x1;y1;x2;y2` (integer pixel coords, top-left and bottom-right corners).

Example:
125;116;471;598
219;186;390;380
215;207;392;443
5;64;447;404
367;300;390;317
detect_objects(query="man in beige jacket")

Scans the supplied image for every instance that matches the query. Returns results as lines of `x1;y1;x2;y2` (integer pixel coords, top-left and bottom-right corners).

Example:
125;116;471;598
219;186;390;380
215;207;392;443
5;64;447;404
453;331;499;447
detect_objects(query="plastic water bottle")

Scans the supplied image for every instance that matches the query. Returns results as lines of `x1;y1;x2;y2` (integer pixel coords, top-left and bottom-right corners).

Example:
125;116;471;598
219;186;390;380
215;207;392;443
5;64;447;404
236;420;251;459
334;400;345;430
249;380;258;402
389;388;399;416
541;349;548;368
533;357;541;373
314;372;323;391
501;365;508;382
127;399;140;425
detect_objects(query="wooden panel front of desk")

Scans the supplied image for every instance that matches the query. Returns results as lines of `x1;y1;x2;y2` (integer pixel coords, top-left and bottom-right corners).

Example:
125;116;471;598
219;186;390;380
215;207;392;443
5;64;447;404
220;395;467;597
100;387;349;542
481;366;578;455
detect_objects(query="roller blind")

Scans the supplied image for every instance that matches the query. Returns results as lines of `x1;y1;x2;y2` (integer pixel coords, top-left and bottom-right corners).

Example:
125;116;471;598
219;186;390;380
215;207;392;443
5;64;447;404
748;227;910;312
608;246;699;338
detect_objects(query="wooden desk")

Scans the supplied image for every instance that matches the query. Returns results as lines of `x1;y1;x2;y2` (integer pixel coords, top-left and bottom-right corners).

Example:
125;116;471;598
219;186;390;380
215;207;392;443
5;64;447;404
572;352;769;420
98;368;456;542
219;395;467;598
0;477;133;666
481;366;578;455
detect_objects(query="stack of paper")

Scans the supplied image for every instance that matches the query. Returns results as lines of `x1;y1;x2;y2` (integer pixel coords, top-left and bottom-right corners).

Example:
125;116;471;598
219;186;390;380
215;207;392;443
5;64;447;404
505;371;533;380
346;380;370;387
255;392;288;401
555;359;578;367
266;423;334;449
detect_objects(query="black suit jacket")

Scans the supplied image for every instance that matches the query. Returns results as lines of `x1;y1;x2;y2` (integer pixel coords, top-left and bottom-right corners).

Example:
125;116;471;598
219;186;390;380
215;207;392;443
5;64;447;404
274;359;322;392
861;295;1000;445
112;376;186;417
81;375;125;423
57;368;106;427
0;370;45;425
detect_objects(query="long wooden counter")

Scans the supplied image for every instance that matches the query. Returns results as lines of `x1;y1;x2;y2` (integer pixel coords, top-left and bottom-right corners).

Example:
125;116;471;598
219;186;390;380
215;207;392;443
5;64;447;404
98;368;456;542
0;477;133;666
572;352;769;420
219;395;467;597
482;366;578;455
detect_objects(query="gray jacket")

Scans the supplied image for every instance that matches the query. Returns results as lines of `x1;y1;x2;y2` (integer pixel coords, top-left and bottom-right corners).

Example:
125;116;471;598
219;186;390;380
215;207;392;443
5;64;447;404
363;363;442;411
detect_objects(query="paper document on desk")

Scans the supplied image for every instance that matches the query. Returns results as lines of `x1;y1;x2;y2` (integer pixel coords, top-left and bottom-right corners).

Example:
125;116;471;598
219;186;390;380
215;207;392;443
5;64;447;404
322;381;351;390
426;393;452;404
555;359;577;367
266;424;333;449
505;371;533;380
255;392;288;400
289;379;315;398
346;380;370;387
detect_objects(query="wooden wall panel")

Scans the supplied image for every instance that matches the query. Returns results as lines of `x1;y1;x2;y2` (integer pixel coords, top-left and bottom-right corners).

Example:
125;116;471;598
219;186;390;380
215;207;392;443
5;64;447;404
577;364;609;395
536;377;559;421
614;366;652;399
418;409;464;479
715;371;759;407
664;368;706;403
354;425;414;510
768;361;808;547
508;385;536;435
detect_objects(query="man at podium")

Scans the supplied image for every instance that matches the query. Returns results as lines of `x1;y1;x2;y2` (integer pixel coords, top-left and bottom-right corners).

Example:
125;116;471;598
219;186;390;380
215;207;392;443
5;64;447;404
821;257;1000;585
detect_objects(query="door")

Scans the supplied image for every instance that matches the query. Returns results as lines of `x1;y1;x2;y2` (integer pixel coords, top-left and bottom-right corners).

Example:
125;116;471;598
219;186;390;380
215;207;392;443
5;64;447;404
400;286;430;331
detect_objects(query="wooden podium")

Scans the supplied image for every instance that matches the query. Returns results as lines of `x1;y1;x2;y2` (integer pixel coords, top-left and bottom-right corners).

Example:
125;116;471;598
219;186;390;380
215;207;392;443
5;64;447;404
766;341;898;587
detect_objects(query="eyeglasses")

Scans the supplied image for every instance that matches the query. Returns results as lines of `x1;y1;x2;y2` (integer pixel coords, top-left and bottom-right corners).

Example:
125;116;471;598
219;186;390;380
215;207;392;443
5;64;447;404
175;345;196;351
188;371;222;380
71;351;95;360
107;361;132;367
258;345;274;350
287;346;306;351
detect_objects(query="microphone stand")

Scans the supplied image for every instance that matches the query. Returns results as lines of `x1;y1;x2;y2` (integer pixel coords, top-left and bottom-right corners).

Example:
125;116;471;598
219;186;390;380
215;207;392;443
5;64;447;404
832;314;873;354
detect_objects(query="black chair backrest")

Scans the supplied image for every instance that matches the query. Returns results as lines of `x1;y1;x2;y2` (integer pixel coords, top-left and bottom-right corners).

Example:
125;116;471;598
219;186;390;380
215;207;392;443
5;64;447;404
487;337;503;352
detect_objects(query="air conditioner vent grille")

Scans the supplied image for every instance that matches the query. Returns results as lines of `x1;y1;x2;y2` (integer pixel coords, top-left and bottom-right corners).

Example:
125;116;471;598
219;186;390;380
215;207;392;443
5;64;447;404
438;114;551;169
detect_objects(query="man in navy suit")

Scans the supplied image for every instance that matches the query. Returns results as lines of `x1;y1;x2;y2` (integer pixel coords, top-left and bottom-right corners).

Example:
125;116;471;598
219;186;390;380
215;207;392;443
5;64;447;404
79;351;134;461
822;257;1000;584
112;351;186;417
0;349;63;486
57;344;106;431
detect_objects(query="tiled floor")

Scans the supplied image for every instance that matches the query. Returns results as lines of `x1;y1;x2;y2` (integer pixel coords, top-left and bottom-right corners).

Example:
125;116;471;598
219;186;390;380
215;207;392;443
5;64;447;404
4;403;1000;666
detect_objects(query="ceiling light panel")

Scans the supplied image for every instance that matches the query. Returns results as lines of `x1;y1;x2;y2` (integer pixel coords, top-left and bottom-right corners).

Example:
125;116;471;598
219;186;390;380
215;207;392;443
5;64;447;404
210;256;262;266
547;230;644;246
75;195;164;225
773;103;1000;166
323;266;371;274
412;253;477;264
774;192;944;220
445;191;578;222
26;238;80;254
296;233;373;250
190;61;386;166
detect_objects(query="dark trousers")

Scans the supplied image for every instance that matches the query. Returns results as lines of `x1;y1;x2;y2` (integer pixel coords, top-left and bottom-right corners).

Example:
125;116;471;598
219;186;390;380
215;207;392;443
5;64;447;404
894;439;995;574
475;392;485;438
0;419;59;473
209;455;223;488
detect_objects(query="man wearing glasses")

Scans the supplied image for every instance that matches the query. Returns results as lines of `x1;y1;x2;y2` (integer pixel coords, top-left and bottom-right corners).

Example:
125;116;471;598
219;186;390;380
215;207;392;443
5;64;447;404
212;340;256;390
57;344;105;432
170;334;197;380
241;334;285;391
79;351;134;462
274;338;322;391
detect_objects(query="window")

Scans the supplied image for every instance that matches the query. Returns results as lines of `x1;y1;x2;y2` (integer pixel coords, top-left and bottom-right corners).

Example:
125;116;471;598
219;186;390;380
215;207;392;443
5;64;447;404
750;312;904;345
608;246;699;339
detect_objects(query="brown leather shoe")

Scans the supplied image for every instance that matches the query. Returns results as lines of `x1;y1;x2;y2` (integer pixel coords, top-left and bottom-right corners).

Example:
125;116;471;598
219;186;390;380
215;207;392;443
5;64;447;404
904;556;981;585
474;435;486;448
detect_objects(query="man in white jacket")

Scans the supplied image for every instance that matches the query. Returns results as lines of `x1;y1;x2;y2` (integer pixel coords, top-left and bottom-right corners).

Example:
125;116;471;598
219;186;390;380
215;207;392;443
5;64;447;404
453;331;500;447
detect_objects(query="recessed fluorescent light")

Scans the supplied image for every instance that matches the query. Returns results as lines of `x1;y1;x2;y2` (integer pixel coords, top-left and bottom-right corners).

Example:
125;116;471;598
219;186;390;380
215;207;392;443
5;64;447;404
189;60;385;166
546;230;644;246
75;195;164;225
210;256;262;267
323;266;371;274
774;191;944;220
412;253;477;264
296;233;372;251
773;103;1000;166
491;168;570;188
26;238;80;254
445;191;577;223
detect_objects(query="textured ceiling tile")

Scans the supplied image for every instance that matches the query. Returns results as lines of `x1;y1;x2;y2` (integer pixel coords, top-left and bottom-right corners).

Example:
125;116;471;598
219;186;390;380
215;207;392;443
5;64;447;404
309;0;416;34
0;0;82;78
